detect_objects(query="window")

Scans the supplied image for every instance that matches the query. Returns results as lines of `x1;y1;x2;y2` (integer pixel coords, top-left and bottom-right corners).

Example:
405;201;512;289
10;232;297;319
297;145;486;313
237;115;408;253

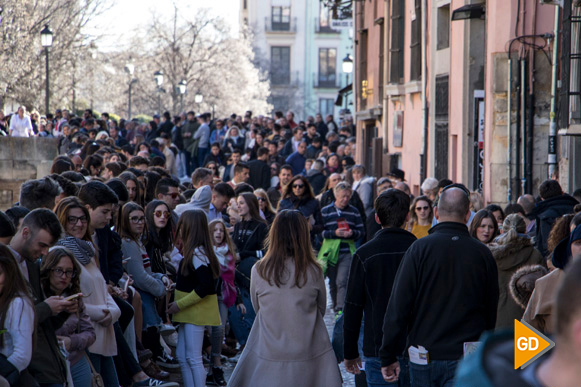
319;98;335;117
318;1;337;32
437;5;450;50
243;0;247;10
271;46;291;85
410;0;421;81
389;0;405;84
272;6;291;31
318;48;337;87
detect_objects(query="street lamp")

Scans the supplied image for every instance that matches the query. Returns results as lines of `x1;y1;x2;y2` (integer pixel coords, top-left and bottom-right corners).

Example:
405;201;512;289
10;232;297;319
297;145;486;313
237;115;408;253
194;93;203;112
154;70;164;114
40;25;53;116
342;54;353;109
125;63;136;119
177;80;187;113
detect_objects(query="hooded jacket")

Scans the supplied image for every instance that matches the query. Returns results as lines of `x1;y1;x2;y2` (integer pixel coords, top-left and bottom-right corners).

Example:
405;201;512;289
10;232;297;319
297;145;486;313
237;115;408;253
533;194;578;256
488;237;545;329
174;185;212;217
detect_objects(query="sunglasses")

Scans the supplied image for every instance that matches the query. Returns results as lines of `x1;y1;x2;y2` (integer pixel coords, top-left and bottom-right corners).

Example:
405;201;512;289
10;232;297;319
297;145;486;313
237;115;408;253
154;210;171;218
257;197;266;202
416;206;430;211
164;192;180;199
292;184;305;189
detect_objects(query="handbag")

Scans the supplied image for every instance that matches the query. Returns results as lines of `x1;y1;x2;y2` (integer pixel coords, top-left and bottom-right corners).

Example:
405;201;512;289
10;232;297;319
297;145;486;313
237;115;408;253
84;353;105;387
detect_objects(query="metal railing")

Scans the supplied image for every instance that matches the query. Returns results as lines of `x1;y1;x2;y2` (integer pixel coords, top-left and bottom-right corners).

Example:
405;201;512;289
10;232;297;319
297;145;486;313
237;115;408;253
265;17;297;33
315;17;340;34
313;72;341;88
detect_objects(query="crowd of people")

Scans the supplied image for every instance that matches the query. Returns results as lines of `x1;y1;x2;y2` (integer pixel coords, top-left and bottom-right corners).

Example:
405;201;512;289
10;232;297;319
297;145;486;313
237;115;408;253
1;104;581;387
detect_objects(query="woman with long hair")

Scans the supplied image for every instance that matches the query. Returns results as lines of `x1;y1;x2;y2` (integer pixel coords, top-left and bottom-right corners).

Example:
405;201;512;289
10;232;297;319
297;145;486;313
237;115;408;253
40;247;96;387
206;219;239;386
167;210;221;387
119;202;176;369
223;126;245;153
469;209;499;245
254;189;276;225
277;175;323;236
119;171;143;207
229;210;343;387
407;195;434;239
54;197;122;386
487;214;545;329
0;246;34;385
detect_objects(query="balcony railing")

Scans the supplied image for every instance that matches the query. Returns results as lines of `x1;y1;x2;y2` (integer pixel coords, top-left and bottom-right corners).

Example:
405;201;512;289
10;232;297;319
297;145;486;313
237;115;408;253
265;17;297;33
315;17;340;34
313;72;341;88
269;70;300;87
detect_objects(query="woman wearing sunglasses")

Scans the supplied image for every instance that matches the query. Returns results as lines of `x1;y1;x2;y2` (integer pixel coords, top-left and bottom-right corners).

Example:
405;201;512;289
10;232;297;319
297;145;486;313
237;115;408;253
278;176;324;238
407;195;434;239
120;202;177;370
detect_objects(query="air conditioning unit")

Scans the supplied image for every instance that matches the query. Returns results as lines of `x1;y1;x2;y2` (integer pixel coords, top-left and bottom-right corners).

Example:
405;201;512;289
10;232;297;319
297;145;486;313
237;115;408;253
539;0;563;6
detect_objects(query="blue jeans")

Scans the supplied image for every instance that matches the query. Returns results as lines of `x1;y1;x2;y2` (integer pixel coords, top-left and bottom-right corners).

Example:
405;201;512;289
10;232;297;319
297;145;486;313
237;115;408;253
177;323;206;387
409;359;459;387
71;356;92;387
364;357;397;387
228;287;256;346
88;353;120;387
197;147;209;169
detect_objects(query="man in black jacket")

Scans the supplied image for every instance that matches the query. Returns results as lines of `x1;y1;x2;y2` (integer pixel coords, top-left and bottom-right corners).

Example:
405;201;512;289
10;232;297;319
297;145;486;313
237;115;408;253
533;179;578;256
247;147;271;190
379;185;499;387
343;189;417;386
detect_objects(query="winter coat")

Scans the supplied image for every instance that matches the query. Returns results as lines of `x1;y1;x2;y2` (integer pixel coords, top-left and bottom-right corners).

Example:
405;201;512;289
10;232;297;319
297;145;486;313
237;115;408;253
278;196;324;237
488;237;545;329
532;194;578;256
306;170;327;195
522;268;563;335
508;264;549;310
227;261;342;387
54;301;96;366
247;159;271;190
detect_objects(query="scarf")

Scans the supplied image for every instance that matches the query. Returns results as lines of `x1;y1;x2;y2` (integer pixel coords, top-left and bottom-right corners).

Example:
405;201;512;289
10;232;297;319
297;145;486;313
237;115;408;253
214;244;230;267
57;236;96;266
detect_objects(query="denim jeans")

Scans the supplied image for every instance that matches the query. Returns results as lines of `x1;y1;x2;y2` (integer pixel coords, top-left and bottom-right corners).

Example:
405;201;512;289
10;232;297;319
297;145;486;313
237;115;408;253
71;356;92;387
210;299;229;363
177;323;206;387
228;287;256;346
197;147;209;169
408;359;459;387
327;251;353;311
88;353;120;387
364;357;397;387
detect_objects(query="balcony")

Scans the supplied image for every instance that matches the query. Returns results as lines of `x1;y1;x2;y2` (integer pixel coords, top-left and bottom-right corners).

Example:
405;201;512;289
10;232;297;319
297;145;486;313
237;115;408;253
269;70;300;87
315;17;340;34
265;17;297;33
313;72;341;88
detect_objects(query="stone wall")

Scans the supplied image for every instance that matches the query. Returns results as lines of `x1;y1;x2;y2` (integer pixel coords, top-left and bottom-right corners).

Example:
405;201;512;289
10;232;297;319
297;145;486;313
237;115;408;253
0;137;59;210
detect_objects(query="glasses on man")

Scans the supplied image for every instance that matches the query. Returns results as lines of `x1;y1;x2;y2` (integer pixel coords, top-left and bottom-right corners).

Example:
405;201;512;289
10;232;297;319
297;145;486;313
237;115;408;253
154;210;171;219
52;268;77;279
164;193;180;199
130;216;146;224
68;215;88;225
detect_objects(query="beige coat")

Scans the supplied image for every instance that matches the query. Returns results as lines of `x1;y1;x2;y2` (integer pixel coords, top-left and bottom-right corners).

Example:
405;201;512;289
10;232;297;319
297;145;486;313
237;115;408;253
522;268;563;335
80;258;121;356
228;260;342;387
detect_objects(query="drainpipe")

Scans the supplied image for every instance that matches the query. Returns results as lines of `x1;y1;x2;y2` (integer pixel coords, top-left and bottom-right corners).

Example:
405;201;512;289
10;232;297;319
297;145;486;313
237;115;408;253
548;6;560;179
420;0;428;183
520;58;527;196
507;57;513;203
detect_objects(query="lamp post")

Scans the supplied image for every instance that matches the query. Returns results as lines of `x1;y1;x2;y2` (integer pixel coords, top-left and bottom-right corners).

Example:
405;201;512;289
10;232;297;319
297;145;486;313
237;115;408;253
177;80;187;113
40;25;53;116
194;93;203;113
154;70;164;114
124;63;135;119
342;54;353;110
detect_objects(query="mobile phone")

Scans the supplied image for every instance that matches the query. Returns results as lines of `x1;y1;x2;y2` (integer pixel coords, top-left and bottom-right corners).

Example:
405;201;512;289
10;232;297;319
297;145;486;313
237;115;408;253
65;293;81;301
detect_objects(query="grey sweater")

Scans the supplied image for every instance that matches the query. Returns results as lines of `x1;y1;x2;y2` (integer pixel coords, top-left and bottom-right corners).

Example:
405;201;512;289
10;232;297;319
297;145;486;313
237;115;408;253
121;239;166;297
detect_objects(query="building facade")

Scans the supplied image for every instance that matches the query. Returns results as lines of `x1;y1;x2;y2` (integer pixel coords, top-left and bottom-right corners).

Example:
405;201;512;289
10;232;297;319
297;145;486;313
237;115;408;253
241;0;352;119
353;0;568;205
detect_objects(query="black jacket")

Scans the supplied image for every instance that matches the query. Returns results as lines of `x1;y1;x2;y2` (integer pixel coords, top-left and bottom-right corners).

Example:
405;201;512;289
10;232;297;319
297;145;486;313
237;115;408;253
533;194;578;256
343;227;417;360
366;209;382;242
247;159;271;190
232;219;268;260
379;222;499;366
306;170;326;195
95;227;124;285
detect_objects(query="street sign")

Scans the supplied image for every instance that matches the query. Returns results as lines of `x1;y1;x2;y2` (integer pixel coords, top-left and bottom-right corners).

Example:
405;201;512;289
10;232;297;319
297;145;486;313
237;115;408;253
331;19;353;29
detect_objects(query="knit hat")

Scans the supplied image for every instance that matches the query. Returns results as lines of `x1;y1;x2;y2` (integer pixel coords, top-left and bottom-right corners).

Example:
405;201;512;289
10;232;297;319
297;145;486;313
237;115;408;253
552;224;581;269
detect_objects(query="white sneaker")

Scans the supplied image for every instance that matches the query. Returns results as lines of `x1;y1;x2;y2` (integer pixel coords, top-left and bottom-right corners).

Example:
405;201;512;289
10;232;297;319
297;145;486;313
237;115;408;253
163;331;178;347
159;324;176;336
